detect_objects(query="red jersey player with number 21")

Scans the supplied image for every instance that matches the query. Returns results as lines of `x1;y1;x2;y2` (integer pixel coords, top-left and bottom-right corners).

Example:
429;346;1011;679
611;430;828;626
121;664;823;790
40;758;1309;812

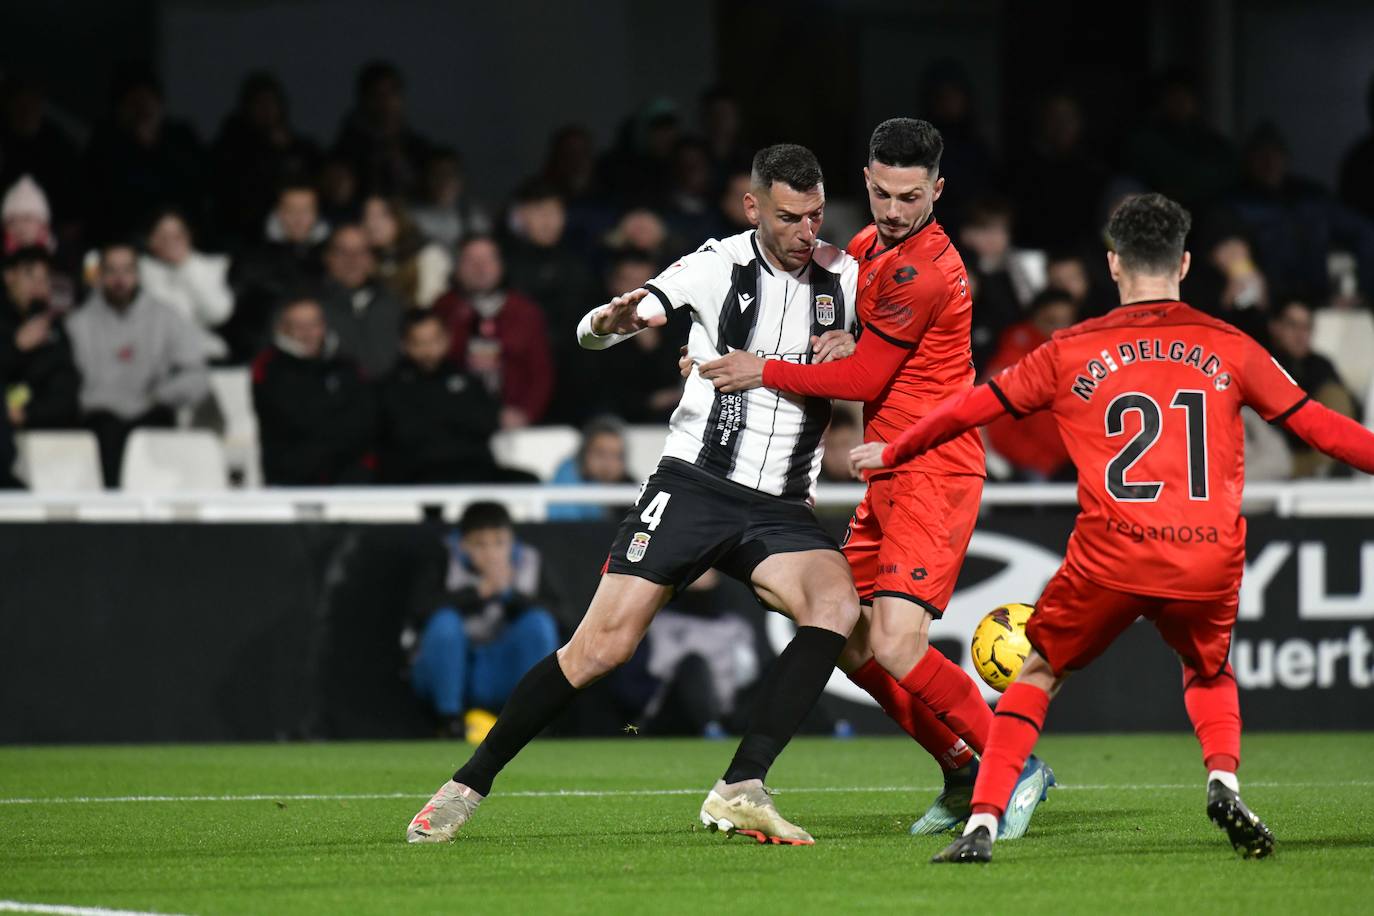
700;119;1053;840
851;193;1374;864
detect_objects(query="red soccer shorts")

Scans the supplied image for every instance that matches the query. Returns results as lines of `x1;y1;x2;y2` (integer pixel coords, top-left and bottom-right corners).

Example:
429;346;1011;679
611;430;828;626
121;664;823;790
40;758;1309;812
842;471;983;617
1027;568;1239;677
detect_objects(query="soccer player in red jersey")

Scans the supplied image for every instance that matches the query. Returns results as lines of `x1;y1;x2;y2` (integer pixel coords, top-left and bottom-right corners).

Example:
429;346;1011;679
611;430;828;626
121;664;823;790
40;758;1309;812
699;119;1053;838
851;193;1374;862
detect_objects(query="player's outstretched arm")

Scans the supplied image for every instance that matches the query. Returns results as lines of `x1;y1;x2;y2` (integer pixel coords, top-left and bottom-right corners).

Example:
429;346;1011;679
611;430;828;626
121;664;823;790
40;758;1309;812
748;325;909;399
849;384;1006;474
1282;399;1374;474
576;288;667;351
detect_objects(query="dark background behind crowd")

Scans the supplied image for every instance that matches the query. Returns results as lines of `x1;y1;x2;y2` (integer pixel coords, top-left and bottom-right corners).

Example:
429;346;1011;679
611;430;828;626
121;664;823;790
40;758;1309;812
4;0;1374;488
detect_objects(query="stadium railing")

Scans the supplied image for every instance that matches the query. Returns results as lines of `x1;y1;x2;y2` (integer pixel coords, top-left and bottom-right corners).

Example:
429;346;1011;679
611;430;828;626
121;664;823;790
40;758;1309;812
0;479;1368;522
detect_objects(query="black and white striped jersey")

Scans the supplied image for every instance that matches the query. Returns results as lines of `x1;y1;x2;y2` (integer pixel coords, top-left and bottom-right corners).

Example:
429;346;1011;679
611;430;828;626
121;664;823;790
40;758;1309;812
579;229;859;501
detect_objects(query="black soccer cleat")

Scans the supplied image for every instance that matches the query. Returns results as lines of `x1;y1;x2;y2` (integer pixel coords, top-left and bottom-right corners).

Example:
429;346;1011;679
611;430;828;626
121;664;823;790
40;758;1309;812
930;825;993;863
1206;780;1275;859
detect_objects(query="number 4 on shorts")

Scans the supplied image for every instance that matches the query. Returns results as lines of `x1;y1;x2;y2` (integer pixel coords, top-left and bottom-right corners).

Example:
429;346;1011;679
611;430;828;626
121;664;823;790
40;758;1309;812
640;491;671;531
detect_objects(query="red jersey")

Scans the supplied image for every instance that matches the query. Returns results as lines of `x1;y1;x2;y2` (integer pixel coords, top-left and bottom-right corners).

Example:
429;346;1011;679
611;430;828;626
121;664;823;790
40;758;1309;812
990;300;1309;599
763;219;984;478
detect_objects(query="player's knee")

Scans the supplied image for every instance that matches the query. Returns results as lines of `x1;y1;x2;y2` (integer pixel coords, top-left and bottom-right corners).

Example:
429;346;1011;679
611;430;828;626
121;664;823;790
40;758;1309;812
563;626;638;683
796;589;859;635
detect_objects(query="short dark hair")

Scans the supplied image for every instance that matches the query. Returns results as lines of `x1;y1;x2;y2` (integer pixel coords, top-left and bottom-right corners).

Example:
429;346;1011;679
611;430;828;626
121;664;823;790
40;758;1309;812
1105;193;1192;276
356;60;402;99
98;239;140;264
459;501;513;535
750;144;823;193
961;195;1013;229
3;245;52;272
402;308;446;336
1029;287;1075;314
511;178;561;206
868;118;943;173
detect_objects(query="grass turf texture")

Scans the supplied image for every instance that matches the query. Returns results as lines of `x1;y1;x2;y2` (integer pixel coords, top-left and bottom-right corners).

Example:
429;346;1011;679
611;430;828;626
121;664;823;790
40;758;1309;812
2;734;1372;915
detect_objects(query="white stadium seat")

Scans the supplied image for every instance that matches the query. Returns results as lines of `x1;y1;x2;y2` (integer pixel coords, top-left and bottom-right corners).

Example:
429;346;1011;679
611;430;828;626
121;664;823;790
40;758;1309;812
14;431;104;492
120;429;229;492
490;426;581;481
624;424;670;481
209;367;262;487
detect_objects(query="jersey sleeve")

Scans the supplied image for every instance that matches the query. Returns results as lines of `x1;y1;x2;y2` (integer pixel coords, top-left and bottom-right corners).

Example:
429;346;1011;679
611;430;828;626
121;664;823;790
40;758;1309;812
1235;335;1312;423
987;338;1060;417
643;241;727;313
863;261;946;349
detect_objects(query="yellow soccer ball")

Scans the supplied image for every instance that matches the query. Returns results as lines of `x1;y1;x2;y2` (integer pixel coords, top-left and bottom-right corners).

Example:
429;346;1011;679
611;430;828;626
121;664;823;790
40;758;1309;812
970;603;1035;692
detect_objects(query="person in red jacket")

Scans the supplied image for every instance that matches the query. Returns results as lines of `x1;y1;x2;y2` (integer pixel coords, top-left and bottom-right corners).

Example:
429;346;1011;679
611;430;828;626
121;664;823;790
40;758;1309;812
432;235;554;428
852;193;1374;864
982;287;1076;479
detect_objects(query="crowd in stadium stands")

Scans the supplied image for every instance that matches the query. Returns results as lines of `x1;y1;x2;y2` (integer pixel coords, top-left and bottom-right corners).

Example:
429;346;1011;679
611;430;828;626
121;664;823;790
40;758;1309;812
4;61;1374;487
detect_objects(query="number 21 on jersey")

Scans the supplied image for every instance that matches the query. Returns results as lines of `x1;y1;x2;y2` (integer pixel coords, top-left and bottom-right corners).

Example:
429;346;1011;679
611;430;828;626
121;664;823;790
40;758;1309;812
1104;389;1208;502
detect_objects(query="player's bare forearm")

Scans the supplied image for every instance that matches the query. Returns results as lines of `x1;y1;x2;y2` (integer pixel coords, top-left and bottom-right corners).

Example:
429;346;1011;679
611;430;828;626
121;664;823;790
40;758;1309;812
698;349;766;392
1284;400;1374;474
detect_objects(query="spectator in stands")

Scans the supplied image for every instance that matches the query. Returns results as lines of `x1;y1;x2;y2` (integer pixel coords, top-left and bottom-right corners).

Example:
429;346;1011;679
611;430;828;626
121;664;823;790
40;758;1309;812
0;247;79;430
718;170;754;235
1228;123;1374;303
82;67;206;242
211;72;319;247
539;124;614;251
0;79;80;228
1339;71;1374;223
332;61;432;198
918;60;1001;238
1267;299;1360;477
603;207;674;267
586;248;687;423
960;196;1035;372
317;153;362;229
1123;71;1238;211
378;310;534;484
1045;250;1091;307
597;99;681;204
982;288;1076;480
2;175;74;310
409;147;490;251
819;409;863;483
408;501;560;738
433;235;553;428
1010;91;1108;250
661;139;724;247
319;224;405;378
68;241;210;486
698;87;751;189
139;209;234;361
252;296;373;485
361;195;450;308
1181;227;1270;341
226;182;329;362
548;416;636;521
503;179;594;335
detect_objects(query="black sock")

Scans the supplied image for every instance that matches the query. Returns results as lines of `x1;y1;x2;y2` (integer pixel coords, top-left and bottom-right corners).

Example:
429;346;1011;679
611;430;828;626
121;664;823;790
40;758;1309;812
723;625;846;784
453;652;577;795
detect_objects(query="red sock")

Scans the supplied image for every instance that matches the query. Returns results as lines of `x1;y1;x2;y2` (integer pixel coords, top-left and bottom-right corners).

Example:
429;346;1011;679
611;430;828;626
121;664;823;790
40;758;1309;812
969;682;1051;817
897;648;993;754
1183;662;1241;773
848;658;975;770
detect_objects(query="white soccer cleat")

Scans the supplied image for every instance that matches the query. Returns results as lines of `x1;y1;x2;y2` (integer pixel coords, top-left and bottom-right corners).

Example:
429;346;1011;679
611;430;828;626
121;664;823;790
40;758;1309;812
698;778;815;846
406;780;484;843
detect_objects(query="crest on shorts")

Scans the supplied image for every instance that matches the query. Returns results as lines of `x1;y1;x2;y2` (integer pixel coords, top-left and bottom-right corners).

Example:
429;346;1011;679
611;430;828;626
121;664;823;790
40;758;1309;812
815;294;836;327
627;532;651;563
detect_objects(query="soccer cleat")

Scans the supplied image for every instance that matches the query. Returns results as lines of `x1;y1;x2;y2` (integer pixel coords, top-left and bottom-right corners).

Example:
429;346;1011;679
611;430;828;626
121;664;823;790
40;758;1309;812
698;778;814;846
406;780;484;844
909;760;978;836
1207;780;1275;859
930;825;993;863
997;755;1055;841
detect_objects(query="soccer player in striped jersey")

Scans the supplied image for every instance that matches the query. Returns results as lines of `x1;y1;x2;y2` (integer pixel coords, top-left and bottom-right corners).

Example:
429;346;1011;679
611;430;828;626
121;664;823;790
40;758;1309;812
408;144;867;847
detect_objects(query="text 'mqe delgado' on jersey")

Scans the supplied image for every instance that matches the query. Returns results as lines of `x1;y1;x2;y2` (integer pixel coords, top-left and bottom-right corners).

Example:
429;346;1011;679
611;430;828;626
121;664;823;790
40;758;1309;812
643;230;859;500
989;300;1312;600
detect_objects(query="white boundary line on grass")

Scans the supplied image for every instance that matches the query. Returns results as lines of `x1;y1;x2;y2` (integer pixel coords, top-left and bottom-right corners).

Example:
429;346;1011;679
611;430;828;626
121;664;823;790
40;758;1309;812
0;902;190;916
0;781;1369;806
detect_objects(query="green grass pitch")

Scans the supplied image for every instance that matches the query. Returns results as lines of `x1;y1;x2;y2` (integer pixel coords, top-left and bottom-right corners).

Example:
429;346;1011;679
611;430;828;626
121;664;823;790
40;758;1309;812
2;734;1372;915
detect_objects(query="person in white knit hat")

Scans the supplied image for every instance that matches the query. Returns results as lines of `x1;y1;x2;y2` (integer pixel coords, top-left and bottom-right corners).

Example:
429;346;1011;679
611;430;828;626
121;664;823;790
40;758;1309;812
2;175;75;310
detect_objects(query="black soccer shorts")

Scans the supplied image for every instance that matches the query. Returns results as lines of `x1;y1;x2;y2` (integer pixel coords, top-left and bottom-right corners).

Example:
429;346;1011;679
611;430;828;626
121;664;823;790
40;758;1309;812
604;458;840;593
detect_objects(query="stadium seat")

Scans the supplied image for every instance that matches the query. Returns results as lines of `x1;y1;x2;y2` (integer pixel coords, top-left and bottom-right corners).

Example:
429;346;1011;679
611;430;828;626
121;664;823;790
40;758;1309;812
624;424;670;480
13;431;104;492
120;429;229;492
1312;306;1374;399
209;367;262;487
490;426;581;481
